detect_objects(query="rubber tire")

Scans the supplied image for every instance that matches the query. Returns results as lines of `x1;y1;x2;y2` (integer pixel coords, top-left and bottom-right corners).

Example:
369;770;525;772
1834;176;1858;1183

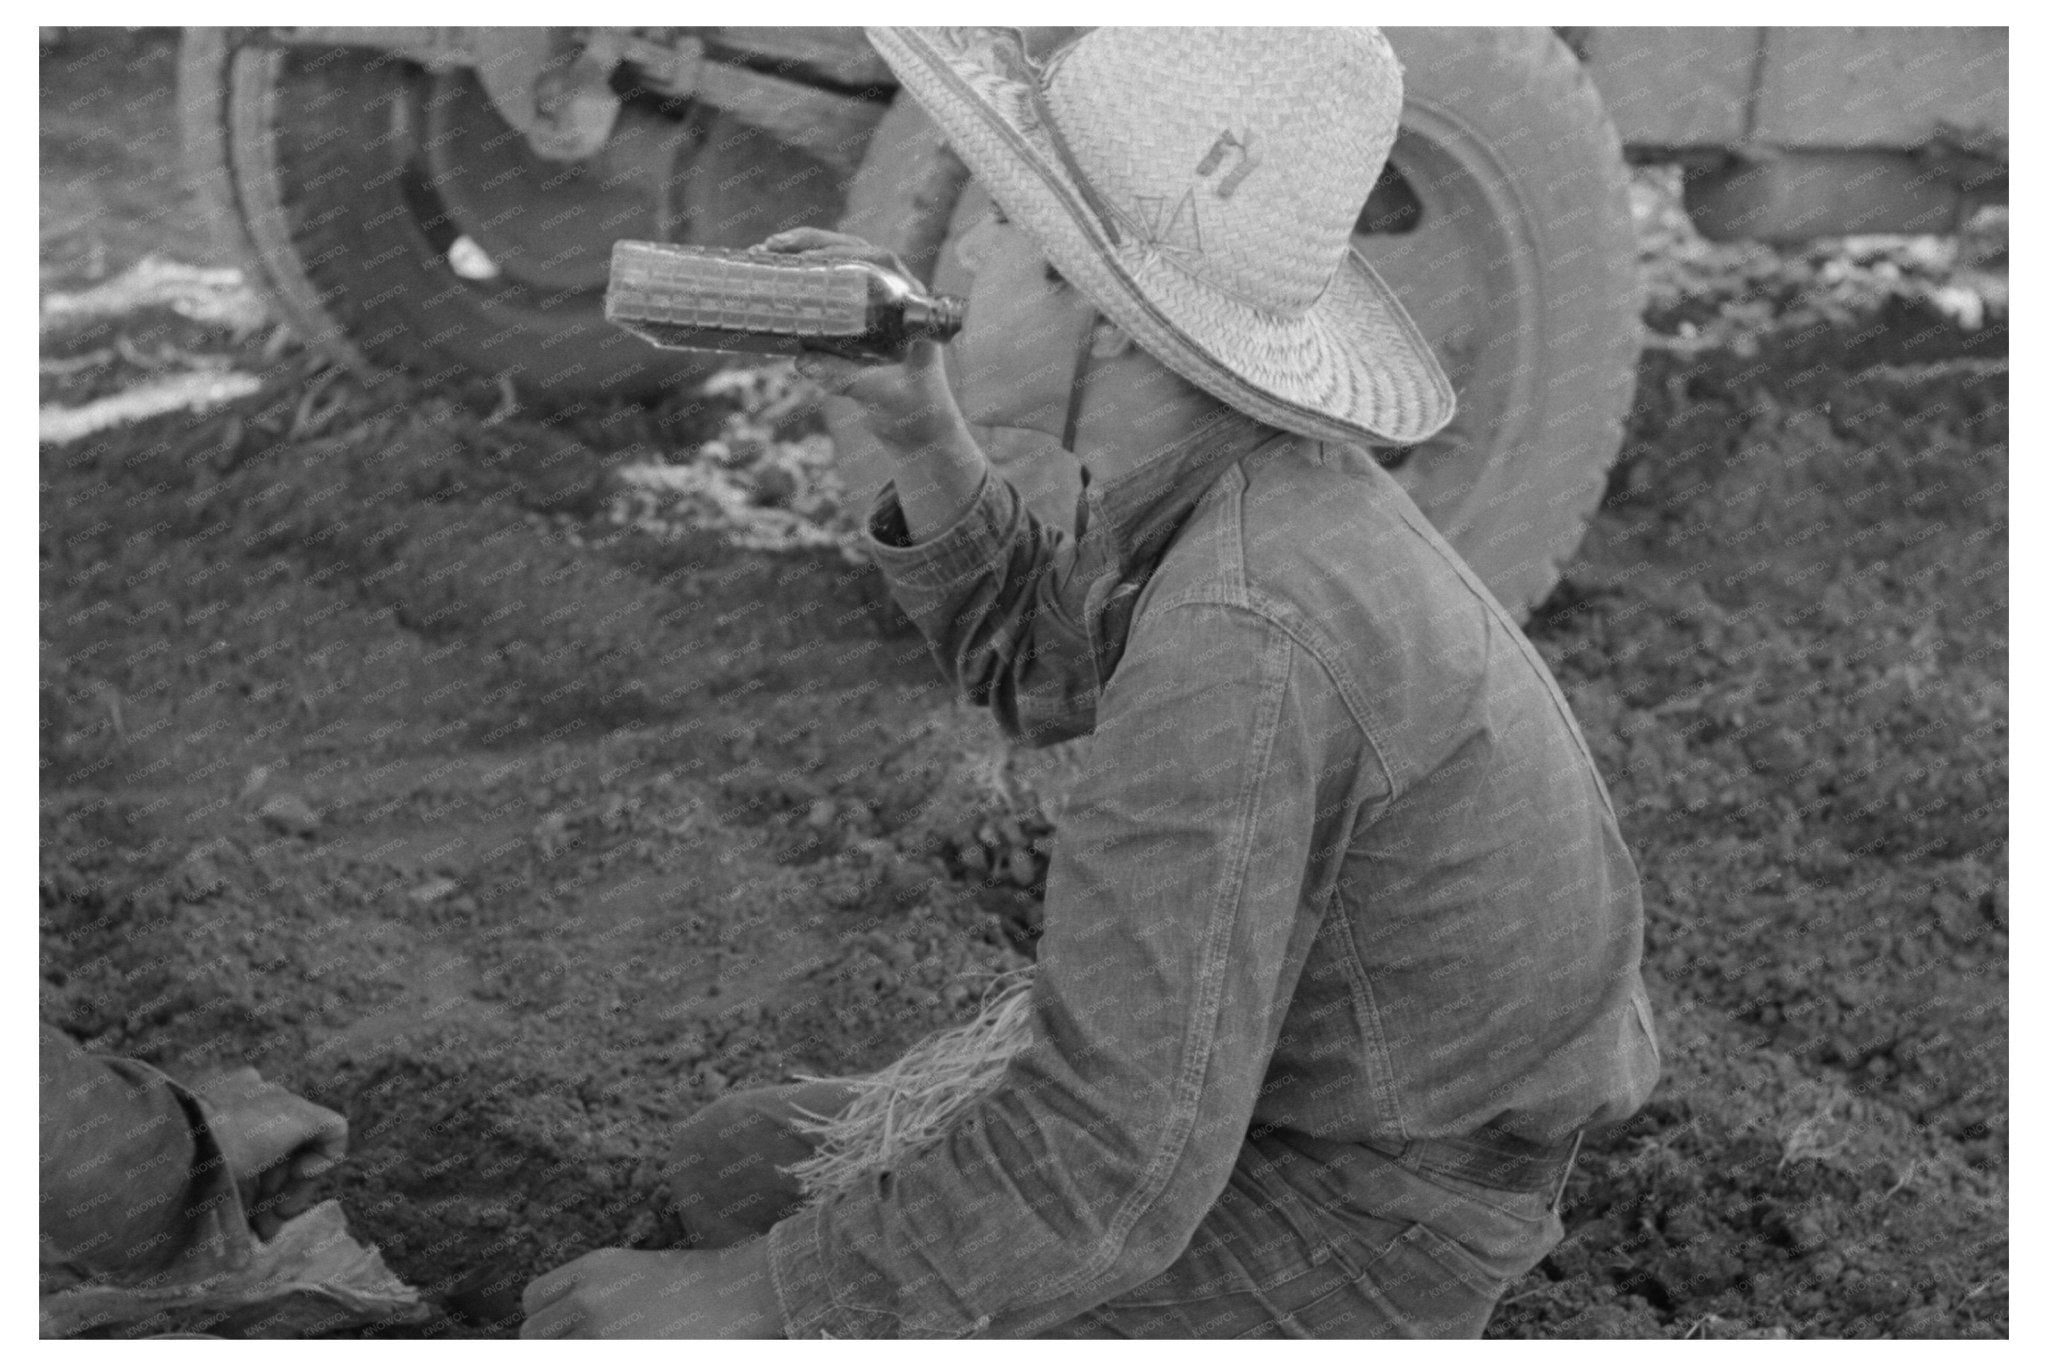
178;33;833;407
1367;27;1643;619
839;27;1642;621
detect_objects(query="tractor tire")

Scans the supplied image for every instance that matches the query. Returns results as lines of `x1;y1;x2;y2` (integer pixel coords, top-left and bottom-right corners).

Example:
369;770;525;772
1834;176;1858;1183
1363;27;1643;618
178;30;859;409
843;26;1643;621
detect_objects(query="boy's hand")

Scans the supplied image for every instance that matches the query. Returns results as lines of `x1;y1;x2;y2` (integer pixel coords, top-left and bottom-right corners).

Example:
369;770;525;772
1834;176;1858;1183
756;227;960;448
192;1067;348;1240
521;1243;782;1338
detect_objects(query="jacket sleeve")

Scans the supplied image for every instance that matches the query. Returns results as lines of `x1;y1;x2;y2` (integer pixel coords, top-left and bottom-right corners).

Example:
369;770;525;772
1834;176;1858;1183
865;471;1104;747
40;1027;251;1285
765;599;1375;1337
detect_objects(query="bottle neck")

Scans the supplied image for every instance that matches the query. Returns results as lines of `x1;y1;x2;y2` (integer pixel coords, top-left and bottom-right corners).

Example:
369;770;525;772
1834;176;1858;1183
900;294;966;343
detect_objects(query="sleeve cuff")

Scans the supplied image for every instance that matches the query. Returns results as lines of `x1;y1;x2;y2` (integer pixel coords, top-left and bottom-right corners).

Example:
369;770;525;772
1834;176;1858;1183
81;1060;256;1288
864;471;1019;594
145;1067;258;1283
766;1201;903;1339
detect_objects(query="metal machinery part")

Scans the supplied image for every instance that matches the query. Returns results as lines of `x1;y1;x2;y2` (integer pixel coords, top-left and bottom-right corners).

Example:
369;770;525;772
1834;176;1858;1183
257;27;892;173
1576;26;2007;241
182;27;895;401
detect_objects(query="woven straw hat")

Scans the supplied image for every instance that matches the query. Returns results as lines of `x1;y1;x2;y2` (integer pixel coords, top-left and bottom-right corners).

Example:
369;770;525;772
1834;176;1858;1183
866;26;1455;447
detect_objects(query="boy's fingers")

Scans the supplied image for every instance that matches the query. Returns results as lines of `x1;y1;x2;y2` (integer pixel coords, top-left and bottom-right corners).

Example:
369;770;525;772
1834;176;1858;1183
760;228;864;256
294;1104;348;1165
293;1151;337;1180
764;226;862;245
524;1266;576;1314
520;1302;579;1339
759;228;905;272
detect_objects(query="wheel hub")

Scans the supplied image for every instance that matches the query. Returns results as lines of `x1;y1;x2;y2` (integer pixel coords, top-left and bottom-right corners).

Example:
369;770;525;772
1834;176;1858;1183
415;71;695;294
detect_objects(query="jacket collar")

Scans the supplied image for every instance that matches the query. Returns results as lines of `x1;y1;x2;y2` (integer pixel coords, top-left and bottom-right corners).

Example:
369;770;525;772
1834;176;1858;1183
1078;406;1283;578
1070;408;1290;685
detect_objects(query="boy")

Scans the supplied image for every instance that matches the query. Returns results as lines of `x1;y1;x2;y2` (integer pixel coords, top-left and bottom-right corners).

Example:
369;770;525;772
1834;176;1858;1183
525;26;1658;1338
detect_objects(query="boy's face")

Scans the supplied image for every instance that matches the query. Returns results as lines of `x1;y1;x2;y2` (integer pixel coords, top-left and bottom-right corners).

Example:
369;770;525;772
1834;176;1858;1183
949;200;1100;438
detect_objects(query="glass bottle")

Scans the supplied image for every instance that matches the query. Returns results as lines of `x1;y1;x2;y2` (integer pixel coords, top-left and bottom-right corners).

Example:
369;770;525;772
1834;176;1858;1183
605;240;966;363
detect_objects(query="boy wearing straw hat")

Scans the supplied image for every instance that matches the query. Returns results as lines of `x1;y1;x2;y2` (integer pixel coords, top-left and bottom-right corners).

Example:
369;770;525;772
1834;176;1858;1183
524;26;1659;1339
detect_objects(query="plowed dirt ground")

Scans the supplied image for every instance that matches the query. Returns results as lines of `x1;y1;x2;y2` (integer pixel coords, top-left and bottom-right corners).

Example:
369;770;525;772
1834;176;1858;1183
39;32;2007;1339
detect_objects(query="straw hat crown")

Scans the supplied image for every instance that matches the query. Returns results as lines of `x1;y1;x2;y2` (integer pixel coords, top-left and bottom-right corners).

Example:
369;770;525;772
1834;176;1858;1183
1040;27;1403;317
870;26;1454;446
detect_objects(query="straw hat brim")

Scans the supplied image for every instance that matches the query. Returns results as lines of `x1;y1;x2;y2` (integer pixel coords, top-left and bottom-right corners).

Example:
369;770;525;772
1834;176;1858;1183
867;27;1457;448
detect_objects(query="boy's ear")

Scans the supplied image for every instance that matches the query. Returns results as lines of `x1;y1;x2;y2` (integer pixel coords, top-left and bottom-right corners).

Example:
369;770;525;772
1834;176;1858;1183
1090;319;1136;360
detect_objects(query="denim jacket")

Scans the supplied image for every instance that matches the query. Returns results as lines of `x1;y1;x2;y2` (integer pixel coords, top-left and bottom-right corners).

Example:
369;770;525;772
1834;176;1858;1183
767;424;1660;1337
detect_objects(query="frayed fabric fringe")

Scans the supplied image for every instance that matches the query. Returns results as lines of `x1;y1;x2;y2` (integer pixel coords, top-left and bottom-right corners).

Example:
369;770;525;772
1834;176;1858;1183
781;968;1038;1201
